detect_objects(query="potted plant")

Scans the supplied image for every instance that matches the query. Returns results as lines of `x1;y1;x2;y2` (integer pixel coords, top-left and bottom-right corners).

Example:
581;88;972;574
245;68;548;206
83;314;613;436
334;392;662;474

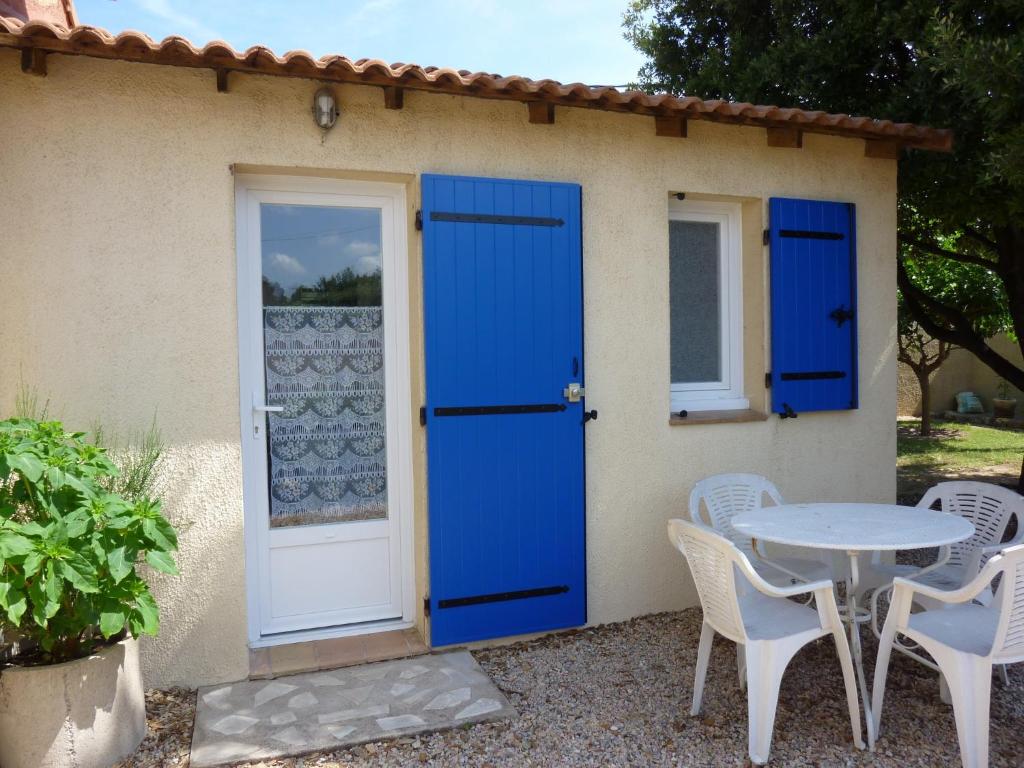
0;418;178;768
993;379;1018;419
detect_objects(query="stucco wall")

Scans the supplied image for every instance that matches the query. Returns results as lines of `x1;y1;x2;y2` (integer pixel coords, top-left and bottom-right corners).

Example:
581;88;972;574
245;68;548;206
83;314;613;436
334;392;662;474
898;334;1024;417
0;50;898;688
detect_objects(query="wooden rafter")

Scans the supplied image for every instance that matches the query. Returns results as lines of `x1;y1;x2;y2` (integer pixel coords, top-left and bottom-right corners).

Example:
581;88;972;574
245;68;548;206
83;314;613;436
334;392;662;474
19;47;46;76
528;102;554;124
655;116;687;138
766;127;802;149
383;86;404;110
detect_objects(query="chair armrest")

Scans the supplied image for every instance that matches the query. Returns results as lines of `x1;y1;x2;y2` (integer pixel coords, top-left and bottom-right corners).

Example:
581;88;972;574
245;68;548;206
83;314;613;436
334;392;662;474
734;553;833;599
892;559;1000;605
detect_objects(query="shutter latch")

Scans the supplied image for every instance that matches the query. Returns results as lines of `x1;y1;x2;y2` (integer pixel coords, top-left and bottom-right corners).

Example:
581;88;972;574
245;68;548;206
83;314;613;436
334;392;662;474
829;306;855;327
780;403;798;419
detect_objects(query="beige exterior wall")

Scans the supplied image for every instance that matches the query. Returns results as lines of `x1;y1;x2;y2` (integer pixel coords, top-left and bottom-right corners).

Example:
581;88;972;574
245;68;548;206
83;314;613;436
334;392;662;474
0;50;898;688
898;335;1024;418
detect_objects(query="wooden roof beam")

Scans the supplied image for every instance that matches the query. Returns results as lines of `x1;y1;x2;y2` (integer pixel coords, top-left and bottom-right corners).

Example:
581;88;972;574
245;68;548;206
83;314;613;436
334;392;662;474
766;126;802;148
216;69;229;92
383;86;404;109
655;116;687;138
528;101;554;124
864;139;903;160
20;47;46;76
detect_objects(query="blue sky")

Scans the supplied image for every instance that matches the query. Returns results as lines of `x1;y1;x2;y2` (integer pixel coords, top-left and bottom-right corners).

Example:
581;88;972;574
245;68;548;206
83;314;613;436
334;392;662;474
74;1;647;86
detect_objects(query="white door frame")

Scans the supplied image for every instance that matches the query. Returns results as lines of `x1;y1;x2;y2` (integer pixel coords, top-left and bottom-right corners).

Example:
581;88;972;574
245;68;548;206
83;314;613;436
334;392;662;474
235;173;415;647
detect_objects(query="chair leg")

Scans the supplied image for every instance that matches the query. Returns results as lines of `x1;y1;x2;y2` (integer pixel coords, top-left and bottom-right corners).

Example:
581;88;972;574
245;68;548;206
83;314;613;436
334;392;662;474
935;651;992;768
744;639;799;765
831;627;865;750
691;621;715;716
998;664;1010;688
737;642;747;691
871;618;898;736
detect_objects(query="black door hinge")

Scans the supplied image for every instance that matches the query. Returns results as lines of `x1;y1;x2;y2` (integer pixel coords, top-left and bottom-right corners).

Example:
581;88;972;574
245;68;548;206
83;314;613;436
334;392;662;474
415;210;423;231
423;596;431;617
762;228;770;246
419;406;426;426
765;372;771;389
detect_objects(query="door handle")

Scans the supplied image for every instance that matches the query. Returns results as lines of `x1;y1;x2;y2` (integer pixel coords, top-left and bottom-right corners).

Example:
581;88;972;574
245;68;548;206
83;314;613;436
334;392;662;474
251;394;284;437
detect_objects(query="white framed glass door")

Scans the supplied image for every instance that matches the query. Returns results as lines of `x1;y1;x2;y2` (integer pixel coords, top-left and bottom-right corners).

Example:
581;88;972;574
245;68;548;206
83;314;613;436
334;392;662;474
235;175;413;642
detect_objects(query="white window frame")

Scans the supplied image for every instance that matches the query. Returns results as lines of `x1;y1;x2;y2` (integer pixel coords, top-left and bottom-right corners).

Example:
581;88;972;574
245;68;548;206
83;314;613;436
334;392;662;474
668;200;748;412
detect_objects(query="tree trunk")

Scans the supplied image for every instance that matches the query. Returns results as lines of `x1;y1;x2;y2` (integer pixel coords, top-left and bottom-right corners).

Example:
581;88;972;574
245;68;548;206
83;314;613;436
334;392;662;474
1018;453;1024;494
917;369;932;436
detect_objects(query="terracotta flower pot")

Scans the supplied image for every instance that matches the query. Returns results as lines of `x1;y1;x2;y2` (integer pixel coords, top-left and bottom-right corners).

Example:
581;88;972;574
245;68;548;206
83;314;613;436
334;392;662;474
993;398;1017;419
0;636;146;768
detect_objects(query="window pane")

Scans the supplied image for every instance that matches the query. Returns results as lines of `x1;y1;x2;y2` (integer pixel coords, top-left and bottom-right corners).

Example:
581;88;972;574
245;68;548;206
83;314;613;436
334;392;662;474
260;204;387;528
670;220;721;383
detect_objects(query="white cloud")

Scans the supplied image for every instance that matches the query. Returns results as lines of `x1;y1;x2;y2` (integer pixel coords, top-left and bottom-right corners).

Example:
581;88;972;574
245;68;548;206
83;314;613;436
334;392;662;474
131;0;220;42
268;252;307;276
357;255;382;273
345;240;381;258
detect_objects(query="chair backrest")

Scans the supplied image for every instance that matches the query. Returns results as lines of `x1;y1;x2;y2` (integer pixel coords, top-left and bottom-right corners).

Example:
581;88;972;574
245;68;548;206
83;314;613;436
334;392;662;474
687;474;784;558
987;544;1024;663
668;518;747;643
918;481;1024;571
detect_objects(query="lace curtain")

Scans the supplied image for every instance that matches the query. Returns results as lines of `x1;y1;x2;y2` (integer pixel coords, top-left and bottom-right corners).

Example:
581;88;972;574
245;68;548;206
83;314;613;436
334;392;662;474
263;306;387;528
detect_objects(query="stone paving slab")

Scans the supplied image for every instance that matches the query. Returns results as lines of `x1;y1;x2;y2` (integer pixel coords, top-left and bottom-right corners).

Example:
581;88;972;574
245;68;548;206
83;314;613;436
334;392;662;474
190;651;515;767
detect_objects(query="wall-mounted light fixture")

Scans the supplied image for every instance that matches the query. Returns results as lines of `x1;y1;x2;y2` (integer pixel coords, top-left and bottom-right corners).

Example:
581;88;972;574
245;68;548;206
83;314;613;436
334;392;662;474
313;87;339;131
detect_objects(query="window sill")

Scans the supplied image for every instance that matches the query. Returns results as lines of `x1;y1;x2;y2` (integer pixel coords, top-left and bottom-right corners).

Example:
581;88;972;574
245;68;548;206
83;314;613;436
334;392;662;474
669;408;768;426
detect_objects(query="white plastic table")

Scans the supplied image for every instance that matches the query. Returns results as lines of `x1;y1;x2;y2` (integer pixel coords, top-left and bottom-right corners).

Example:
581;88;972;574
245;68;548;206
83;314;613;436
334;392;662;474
731;503;975;750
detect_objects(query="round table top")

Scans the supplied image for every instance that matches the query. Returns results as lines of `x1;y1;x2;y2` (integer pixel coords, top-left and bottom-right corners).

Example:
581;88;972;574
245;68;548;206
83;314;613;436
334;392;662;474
731;503;975;551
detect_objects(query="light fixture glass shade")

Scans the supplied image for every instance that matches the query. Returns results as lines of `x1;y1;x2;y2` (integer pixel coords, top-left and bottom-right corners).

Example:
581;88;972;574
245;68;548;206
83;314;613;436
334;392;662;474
313;88;338;130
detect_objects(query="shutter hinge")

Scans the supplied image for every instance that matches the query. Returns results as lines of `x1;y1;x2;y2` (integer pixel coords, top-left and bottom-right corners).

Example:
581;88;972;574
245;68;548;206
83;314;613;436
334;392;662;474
423;596;431;618
415;210;423;231
419;406;427;426
764;372;771;389
762;228;770;246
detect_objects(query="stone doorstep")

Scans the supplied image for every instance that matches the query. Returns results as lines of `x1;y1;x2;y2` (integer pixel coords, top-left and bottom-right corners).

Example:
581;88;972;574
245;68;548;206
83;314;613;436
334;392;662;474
190;650;515;767
249;627;428;679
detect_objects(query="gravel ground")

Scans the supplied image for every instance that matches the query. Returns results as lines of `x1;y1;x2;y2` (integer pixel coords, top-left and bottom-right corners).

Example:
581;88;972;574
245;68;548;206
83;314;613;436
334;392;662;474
122;609;1024;767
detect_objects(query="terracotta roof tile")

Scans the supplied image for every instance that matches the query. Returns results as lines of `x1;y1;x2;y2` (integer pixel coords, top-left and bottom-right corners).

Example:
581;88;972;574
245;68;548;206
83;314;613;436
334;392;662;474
0;16;952;152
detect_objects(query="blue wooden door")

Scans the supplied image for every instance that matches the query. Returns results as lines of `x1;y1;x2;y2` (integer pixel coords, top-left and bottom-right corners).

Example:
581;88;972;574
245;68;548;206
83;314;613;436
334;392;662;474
422;174;586;646
768;198;858;415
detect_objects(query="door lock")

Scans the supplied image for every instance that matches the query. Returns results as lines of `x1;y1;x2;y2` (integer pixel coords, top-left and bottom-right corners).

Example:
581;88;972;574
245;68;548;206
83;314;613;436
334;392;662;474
562;382;585;403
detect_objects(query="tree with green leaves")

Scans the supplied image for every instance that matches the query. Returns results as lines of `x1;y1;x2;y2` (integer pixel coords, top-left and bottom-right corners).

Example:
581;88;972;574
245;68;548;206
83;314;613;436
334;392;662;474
624;0;1024;483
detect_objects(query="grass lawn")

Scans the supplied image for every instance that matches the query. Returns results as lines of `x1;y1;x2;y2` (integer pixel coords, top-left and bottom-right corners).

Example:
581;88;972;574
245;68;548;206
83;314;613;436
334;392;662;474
897;418;1024;502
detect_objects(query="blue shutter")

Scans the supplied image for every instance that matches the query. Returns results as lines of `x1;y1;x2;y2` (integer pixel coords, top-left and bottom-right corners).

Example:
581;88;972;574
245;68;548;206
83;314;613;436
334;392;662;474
769;198;858;415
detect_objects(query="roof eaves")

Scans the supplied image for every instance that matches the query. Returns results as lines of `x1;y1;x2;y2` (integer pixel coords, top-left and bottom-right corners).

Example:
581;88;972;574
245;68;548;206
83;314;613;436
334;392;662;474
0;17;953;153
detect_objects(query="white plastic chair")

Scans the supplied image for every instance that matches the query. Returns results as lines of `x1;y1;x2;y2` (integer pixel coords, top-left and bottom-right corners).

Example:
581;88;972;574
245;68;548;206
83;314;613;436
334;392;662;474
668;518;864;765
872;544;1024;768
688;473;833;587
869;482;1024;634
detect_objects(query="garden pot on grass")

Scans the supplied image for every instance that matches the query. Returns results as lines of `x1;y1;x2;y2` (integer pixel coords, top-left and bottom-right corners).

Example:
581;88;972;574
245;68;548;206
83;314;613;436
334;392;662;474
0;636;145;768
993;398;1017;418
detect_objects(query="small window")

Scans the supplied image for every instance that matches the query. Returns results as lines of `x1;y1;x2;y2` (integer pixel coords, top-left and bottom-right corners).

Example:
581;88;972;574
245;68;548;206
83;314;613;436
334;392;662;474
669;200;747;412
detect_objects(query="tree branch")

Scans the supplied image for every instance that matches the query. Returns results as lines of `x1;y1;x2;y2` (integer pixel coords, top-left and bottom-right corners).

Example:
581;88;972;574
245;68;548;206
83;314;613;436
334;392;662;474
899;234;1000;271
962;226;999;252
898;260;1024;389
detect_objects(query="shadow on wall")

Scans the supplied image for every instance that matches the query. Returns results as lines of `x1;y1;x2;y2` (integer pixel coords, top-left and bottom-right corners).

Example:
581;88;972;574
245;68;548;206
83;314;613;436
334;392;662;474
898;333;1024;418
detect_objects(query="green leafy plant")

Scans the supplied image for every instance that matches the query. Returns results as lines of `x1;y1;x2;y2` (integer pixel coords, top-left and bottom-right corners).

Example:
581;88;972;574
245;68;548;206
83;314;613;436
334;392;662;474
91;418;164;504
997;379;1012;401
0;418;178;663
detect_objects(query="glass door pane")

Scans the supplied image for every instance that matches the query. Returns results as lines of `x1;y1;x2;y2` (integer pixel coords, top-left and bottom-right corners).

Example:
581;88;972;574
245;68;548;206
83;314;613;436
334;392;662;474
260;203;387;528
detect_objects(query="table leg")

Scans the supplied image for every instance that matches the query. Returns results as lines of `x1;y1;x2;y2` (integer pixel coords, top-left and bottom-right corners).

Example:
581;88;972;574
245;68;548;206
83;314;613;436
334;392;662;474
845;551;876;750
